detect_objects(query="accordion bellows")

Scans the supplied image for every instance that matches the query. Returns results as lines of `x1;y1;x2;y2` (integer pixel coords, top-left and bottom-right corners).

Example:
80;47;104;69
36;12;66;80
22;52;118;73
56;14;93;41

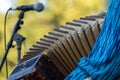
8;12;120;80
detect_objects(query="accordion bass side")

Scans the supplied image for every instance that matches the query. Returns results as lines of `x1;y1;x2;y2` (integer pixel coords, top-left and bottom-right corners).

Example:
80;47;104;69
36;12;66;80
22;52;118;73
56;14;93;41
8;13;120;80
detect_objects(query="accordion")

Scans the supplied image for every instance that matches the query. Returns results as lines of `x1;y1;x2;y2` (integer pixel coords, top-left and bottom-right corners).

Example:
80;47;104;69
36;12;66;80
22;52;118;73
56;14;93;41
8;13;120;80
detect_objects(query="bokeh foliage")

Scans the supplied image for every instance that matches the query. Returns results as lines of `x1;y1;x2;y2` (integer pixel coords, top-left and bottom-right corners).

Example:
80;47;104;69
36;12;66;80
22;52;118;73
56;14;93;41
0;0;103;79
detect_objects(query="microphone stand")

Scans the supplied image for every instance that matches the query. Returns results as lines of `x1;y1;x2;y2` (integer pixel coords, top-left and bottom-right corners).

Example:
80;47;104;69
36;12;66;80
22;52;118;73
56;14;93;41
0;11;25;72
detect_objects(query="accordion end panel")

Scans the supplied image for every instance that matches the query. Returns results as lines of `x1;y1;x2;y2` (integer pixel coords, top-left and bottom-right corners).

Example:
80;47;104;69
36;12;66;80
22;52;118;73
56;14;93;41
8;50;65;80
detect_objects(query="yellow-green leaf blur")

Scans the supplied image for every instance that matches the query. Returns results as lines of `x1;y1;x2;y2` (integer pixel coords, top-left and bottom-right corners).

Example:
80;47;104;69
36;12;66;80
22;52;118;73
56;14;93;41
0;0;104;79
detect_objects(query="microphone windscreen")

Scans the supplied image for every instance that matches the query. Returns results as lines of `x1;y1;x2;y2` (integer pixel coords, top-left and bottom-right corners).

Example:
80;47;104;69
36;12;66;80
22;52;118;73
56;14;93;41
33;2;44;12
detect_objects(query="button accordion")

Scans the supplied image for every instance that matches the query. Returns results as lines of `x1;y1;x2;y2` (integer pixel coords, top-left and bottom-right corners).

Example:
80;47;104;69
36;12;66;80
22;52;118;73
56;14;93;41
8;13;120;80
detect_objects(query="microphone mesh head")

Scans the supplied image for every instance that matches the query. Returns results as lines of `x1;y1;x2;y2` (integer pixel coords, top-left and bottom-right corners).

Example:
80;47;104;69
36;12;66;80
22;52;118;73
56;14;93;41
34;2;44;12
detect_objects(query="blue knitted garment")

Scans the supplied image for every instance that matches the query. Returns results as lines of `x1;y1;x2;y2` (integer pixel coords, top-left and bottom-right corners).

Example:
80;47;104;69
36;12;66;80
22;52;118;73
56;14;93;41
65;0;120;80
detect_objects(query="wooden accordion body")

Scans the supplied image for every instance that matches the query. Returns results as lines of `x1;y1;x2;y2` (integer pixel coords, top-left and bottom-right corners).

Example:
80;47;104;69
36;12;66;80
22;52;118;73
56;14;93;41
8;13;120;80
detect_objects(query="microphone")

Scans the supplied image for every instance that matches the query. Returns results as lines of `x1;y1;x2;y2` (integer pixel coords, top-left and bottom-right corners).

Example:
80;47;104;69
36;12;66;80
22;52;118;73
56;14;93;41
10;2;44;12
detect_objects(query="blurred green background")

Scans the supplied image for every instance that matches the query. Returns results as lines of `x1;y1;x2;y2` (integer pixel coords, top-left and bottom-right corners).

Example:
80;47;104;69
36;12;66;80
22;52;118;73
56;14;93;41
0;0;104;79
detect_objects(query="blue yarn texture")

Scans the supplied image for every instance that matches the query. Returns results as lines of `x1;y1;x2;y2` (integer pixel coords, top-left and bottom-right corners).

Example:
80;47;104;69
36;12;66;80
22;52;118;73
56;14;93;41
65;0;120;80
